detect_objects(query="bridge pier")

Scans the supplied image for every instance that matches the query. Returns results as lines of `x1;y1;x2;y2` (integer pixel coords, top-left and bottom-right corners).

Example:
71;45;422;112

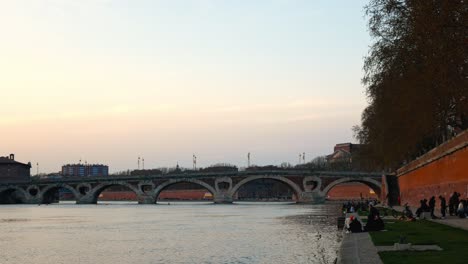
138;195;155;204
23;196;42;204
214;191;233;204
76;195;97;204
297;191;326;204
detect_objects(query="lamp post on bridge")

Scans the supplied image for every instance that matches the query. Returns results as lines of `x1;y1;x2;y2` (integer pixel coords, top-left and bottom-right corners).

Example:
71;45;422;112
193;154;197;170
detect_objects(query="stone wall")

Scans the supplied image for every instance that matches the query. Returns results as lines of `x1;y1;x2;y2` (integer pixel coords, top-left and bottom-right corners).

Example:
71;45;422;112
397;130;468;207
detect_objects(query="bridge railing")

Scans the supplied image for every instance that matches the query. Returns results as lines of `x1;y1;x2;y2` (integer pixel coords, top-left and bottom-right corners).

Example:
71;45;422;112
1;170;384;186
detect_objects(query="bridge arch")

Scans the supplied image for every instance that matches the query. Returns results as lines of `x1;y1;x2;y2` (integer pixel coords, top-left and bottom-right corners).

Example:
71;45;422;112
153;178;216;203
40;184;80;204
0;186;27;204
230;175;303;199
321;177;382;198
89;182;142;203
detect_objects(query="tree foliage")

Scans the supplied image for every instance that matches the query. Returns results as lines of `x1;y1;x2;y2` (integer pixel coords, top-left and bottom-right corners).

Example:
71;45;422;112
355;0;468;170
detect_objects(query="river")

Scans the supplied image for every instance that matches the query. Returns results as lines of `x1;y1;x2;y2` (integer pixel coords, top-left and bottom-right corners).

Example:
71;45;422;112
0;202;341;264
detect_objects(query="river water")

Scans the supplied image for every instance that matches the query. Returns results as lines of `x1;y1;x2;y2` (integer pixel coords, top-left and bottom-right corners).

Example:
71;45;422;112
0;202;341;264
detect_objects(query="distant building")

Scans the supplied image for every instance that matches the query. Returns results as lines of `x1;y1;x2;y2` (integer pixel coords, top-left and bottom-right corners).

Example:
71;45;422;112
61;164;109;177
326;143;362;163
0;154;31;183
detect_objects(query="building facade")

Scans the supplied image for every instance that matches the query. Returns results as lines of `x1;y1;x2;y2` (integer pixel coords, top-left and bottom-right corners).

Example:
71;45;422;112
326;143;362;163
0;154;31;183
61;164;109;177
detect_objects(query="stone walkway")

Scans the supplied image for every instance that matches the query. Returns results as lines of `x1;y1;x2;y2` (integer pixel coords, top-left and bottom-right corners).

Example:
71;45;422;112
392;205;468;231
376;244;442;252
337;232;383;264
429;218;468;231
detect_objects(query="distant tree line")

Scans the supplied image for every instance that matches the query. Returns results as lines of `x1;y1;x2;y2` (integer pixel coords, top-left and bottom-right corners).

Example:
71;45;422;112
353;0;467;170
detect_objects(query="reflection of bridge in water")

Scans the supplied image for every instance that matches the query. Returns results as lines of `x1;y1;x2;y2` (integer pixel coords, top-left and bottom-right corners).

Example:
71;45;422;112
0;170;383;204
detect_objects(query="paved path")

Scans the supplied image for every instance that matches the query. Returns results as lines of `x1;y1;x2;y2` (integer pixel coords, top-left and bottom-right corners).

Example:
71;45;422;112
337;232;383;264
429;218;468;231
376;244;442;252
392;205;468;231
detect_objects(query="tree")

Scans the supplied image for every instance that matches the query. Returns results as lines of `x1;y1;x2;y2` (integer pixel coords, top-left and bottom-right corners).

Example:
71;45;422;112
355;0;467;170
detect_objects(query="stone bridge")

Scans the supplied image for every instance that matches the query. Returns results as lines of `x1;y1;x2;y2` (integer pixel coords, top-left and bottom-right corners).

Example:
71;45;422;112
0;170;383;204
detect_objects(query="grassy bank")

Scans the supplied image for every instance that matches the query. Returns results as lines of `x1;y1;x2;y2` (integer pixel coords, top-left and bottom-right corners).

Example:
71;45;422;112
369;220;468;264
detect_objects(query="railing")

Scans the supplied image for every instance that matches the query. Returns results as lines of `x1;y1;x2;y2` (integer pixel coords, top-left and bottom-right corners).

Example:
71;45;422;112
0;170;385;186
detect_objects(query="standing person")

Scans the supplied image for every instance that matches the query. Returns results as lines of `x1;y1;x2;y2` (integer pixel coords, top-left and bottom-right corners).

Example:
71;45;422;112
429;196;436;219
416;200;424;218
465;199;468;218
422;199;429;212
439;195;447;219
449;192;455;216
454;193;460;216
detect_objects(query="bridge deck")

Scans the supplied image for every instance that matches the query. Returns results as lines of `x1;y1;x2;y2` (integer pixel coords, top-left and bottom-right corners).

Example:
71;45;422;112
0;170;383;185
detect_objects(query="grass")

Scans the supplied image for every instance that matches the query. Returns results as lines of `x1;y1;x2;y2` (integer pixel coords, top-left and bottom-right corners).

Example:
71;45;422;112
357;209;369;216
369;220;468;264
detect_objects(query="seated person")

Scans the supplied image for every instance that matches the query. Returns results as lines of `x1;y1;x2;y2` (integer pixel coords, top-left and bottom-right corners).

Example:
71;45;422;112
399;203;415;221
365;214;385;231
347;216;362;233
457;201;466;218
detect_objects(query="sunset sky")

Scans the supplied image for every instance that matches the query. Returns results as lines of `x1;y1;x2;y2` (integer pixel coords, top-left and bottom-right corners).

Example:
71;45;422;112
0;0;370;173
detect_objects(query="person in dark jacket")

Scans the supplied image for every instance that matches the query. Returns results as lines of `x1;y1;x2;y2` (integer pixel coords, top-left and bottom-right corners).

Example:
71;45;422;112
429;196;436;219
454;193;460;216
449;192;455;216
348;216;362;233
439;195;447;219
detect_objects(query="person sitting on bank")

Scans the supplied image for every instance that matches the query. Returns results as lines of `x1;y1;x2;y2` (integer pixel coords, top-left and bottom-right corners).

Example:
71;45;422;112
399;203;416;221
365;214;384;231
365;204;384;231
347;216;362;233
416;199;430;218
458;200;467;218
369;204;379;218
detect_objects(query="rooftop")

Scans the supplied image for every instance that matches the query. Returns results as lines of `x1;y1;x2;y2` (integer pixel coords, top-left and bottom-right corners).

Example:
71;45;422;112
0;154;31;167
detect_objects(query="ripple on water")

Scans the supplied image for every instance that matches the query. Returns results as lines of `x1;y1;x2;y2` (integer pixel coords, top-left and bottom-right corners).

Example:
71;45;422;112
0;203;341;264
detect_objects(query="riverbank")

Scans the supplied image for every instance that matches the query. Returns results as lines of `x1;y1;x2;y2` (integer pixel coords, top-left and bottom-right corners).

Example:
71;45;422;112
370;219;468;264
339;206;468;264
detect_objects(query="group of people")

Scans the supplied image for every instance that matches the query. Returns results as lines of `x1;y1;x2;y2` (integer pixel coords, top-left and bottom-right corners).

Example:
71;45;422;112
345;203;385;233
448;192;468;218
415;197;437;218
341;199;378;214
415;192;468;219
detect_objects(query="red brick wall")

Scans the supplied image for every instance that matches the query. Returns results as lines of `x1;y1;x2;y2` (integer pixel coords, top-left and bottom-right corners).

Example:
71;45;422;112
398;131;468;207
99;189;211;201
327;183;378;200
